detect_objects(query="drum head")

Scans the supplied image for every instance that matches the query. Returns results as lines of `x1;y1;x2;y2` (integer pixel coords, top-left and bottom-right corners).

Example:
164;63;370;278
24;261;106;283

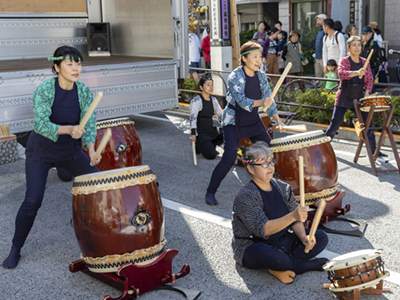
269;130;330;152
72;165;156;195
323;249;383;271
96;117;135;129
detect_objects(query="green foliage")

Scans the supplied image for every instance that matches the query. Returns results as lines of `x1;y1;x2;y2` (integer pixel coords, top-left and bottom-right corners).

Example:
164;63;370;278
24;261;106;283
301;45;315;75
239;29;257;46
180;79;199;103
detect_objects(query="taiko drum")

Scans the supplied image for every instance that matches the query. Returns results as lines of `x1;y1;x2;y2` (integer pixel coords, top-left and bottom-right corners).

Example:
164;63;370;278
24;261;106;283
359;95;391;112
269;130;338;205
323;249;390;292
83;117;142;171
71;166;165;273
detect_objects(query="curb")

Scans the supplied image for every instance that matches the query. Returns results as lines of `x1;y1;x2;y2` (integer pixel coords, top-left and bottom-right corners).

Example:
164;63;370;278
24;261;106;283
172;103;400;147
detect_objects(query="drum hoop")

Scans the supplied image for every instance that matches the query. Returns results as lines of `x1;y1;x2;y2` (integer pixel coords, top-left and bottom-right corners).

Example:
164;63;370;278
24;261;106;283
96;117;135;129
323;249;383;270
360;106;391;112
270;132;331;153
295;185;339;206
82;239;167;273
71;166;156;196
328;270;390;292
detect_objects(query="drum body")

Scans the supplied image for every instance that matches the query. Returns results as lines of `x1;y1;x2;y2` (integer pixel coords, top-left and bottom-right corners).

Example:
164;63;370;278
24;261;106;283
360;95;391;112
84;118;142;171
269;130;338;205
72;166;165;273
238;113;273;149
323;249;390;292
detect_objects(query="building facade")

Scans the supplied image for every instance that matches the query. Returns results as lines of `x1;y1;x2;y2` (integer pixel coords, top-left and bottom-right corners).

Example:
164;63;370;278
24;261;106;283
235;0;400;82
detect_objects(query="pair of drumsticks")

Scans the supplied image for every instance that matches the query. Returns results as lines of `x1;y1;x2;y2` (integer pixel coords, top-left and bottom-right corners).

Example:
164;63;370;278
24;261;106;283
299;156;326;253
0;123;10;137
77;92;112;166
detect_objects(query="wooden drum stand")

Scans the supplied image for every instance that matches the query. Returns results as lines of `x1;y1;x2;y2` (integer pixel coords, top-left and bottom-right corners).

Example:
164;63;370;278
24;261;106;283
353;99;400;176
69;249;200;300
323;281;391;300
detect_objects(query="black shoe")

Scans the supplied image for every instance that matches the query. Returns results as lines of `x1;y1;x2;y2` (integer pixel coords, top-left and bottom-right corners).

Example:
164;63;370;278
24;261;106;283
205;193;218;206
2;245;21;269
378;151;388;157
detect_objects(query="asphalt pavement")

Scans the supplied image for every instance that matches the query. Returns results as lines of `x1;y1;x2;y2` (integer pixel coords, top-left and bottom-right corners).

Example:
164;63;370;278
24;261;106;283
1;110;400;300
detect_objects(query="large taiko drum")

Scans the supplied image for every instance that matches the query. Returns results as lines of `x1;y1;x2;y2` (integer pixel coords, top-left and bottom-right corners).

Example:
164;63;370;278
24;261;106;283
360;95;391;112
323;249;390;292
71;166;165;273
238;113;274;149
269;130;338;205
83;117;142;171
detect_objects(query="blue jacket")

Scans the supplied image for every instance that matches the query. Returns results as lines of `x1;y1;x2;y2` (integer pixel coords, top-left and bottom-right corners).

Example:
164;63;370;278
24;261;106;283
222;66;278;126
315;29;325;59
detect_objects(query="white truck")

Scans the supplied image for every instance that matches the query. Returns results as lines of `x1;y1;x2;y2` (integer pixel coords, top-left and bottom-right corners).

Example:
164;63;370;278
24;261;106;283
0;0;188;141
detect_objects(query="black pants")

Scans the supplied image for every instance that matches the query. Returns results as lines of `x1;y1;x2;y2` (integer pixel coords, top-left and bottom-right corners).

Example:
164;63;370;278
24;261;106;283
196;132;224;159
326;105;376;153
242;229;328;275
12;148;99;250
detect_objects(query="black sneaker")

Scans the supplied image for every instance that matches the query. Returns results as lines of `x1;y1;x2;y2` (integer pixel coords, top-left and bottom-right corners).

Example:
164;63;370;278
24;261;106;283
378;151;388;157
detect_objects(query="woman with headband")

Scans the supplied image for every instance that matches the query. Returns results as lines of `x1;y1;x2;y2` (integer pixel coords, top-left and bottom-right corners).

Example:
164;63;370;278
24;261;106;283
205;41;284;206
232;141;329;283
325;36;383;156
2;46;100;269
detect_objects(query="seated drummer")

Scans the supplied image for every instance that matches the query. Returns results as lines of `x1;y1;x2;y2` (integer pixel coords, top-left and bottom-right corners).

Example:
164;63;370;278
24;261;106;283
190;76;224;159
232;141;329;283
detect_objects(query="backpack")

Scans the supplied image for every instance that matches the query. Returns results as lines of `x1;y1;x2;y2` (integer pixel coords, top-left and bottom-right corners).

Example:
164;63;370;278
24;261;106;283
311;37;317;50
324;31;340;46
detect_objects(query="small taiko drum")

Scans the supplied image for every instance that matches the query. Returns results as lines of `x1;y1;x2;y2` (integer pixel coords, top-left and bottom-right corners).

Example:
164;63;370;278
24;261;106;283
323;249;390;292
359;95;391;112
269;130;338;205
238;113;274;149
71;166;165;273
84;117;142;171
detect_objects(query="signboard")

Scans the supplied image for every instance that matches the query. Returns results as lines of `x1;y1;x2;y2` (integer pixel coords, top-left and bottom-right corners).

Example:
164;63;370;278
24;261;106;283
210;0;231;46
350;1;355;24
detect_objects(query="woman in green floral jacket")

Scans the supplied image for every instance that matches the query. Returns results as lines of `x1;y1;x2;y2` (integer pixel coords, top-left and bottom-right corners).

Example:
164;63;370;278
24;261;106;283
3;46;100;269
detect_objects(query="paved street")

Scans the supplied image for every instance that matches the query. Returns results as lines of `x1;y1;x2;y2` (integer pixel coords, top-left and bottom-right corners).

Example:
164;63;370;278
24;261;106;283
1;110;400;300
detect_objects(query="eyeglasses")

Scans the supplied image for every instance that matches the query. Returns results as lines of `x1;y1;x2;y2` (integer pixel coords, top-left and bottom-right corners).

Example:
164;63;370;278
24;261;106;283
253;159;276;168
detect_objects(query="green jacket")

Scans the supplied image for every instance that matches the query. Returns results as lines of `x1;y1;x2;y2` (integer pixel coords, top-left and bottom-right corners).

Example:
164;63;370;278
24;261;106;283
32;77;96;149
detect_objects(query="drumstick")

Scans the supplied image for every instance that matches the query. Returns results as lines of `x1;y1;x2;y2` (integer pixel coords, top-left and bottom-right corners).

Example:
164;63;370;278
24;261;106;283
263;62;292;113
192;142;197;166
77;92;103;131
305;199;326;253
273;124;307;132
359;49;374;79
6;123;10;137
90;128;111;166
299;156;306;222
0;125;5;137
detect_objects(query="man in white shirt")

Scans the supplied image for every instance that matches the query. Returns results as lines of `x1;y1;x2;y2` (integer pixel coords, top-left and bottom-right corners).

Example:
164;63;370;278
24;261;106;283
322;18;346;74
188;30;201;81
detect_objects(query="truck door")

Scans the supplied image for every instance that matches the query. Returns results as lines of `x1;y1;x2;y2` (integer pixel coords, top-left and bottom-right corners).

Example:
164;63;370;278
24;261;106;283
171;0;188;79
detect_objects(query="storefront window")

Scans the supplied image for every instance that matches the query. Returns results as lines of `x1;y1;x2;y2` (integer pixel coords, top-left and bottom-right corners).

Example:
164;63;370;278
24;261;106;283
292;1;326;47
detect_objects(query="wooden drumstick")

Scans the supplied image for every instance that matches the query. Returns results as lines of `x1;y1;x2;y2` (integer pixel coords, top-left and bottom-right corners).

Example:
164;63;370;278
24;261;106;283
359;49;374;79
305;199;326;253
263;62;292;113
0;125;5;137
6;123;10;137
299;156;306;222
192;142;197;166
273;124;307;132
78;92;103;131
90;128;111;166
